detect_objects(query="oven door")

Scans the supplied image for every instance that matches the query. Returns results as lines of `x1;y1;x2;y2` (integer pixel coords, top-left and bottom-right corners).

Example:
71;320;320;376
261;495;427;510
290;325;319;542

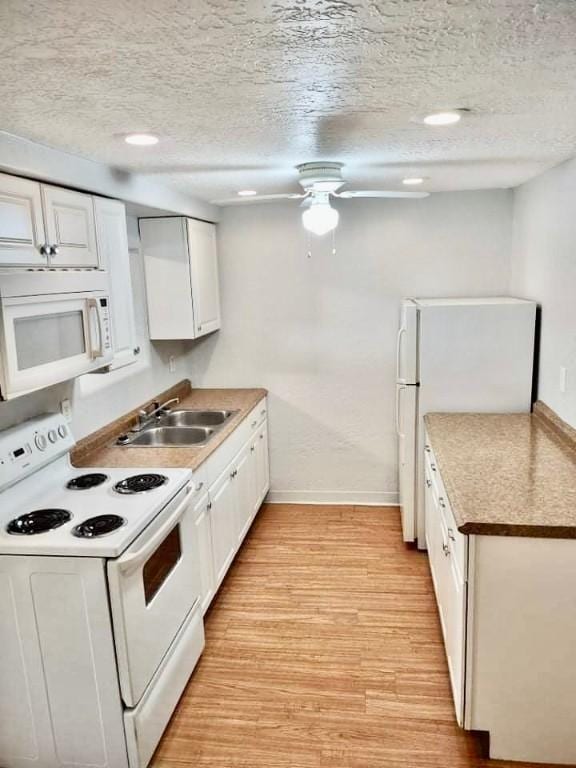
0;291;113;398
107;484;202;707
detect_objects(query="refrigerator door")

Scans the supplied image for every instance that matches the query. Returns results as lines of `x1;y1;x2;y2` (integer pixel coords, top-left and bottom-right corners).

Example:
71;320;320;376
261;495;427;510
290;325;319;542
396;382;418;542
397;300;419;385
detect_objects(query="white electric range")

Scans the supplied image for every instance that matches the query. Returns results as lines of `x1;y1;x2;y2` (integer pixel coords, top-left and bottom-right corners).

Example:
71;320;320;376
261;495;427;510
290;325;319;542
0;413;206;768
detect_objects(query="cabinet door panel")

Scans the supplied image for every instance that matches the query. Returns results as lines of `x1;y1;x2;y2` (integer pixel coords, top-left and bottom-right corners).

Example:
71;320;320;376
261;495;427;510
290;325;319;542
235;443;255;544
0;173;46;266
255;421;270;507
187;219;221;336
192;492;215;614
94;198;137;369
42;185;98;267
209;468;237;587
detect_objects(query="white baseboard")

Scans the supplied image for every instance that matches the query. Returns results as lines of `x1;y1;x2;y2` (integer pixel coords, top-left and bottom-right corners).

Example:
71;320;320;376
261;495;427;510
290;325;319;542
265;490;399;506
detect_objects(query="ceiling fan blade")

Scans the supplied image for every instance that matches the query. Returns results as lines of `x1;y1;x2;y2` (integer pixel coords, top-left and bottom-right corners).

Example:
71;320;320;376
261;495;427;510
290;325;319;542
213;193;306;205
336;190;430;199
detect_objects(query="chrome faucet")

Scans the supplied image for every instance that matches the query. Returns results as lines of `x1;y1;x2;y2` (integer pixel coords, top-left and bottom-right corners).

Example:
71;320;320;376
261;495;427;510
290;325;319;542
133;397;180;432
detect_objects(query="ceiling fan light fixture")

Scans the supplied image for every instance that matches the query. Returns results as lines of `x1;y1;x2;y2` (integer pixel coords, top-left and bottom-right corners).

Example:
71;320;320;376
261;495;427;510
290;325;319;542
302;201;339;236
237;189;257;196
402;177;425;185
423;111;462;126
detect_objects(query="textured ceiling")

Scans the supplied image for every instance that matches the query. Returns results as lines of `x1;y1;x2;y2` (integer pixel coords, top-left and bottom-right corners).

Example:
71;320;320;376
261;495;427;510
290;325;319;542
1;0;576;202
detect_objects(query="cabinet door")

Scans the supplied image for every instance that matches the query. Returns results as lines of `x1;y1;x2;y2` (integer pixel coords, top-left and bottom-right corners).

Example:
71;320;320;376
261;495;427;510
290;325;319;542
186;219;221;337
0;173;47;266
235;442;256;545
255;421;270;508
192;491;215;614
94;198;137;369
208;466;237;587
42;185;99;267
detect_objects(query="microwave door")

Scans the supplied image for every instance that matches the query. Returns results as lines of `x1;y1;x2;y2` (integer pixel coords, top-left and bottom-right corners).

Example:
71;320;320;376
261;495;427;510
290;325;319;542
0;293;111;399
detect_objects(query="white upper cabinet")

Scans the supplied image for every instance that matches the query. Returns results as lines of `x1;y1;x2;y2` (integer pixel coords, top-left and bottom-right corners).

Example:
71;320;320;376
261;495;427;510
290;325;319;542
93;197;137;369
0;173;47;266
42;185;99;268
140;217;221;340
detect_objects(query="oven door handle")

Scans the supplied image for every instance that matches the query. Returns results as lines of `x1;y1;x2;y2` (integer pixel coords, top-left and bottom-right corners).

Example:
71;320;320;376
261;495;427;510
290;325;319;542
87;298;103;360
117;485;191;576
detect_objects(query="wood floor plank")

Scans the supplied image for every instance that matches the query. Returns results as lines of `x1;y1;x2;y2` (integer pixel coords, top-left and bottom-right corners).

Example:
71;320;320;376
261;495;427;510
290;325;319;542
151;504;560;768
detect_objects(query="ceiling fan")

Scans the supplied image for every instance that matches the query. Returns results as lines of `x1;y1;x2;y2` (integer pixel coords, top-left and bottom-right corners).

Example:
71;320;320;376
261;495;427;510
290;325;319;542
217;162;430;236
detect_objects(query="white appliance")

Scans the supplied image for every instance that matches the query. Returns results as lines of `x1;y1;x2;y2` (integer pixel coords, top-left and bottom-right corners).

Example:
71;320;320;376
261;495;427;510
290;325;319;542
0;271;113;399
0;413;205;768
396;297;536;548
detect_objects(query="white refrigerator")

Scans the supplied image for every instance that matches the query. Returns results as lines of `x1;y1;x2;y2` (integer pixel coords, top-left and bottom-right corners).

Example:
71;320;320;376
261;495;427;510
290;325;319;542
396;297;536;548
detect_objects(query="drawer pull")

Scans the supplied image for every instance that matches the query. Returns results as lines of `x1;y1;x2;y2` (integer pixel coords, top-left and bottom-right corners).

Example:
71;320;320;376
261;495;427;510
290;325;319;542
431;463;437;472
251;420;258;428
425;445;431;452
439;497;446;508
425;478;432;488
442;542;450;557
447;527;456;541
250;446;255;453
261;409;266;416
195;481;204;492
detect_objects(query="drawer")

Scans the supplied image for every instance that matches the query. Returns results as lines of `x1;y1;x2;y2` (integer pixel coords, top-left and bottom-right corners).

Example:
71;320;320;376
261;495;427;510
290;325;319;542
246;397;268;434
436;478;466;582
124;606;204;768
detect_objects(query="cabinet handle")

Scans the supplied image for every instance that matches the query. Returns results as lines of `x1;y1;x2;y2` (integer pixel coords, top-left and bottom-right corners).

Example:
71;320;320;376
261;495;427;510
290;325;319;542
251;420;257;428
431;463;437;472
197;325;202;332
425;478;432;488
439;496;446;508
195;481;204;492
230;469;238;479
442;542;450;557
261;409;266;416
447;527;456;541
39;243;51;256
260;434;264;439
50;245;59;256
250;446;255;453
425;445;431;452
207;502;212;511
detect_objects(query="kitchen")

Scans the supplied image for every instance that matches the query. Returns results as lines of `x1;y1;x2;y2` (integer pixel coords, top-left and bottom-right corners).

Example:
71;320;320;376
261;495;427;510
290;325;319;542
0;1;576;767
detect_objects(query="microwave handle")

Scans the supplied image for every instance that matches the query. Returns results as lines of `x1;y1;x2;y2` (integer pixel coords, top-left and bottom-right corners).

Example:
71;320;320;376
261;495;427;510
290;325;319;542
117;485;192;576
87;298;103;359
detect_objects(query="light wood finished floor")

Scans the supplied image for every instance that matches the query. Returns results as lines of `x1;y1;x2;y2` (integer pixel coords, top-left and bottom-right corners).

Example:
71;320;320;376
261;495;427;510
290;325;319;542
152;505;555;768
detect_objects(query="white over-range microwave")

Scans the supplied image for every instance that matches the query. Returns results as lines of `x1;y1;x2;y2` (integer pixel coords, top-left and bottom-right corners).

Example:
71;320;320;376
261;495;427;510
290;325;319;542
0;271;113;399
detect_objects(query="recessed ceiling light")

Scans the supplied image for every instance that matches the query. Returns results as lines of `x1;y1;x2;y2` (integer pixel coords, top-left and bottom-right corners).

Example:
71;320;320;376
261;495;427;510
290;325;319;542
124;133;159;146
402;177;425;186
237;189;257;197
423;111;462;126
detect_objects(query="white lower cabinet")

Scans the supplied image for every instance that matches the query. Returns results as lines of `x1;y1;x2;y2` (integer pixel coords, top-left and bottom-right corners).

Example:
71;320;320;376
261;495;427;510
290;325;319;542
424;430;576;765
192;491;215;614
195;404;269;614
208;467;237;588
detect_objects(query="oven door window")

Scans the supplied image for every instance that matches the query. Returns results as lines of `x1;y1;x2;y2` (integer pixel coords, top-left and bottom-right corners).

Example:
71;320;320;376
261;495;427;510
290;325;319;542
142;525;182;605
14;310;86;370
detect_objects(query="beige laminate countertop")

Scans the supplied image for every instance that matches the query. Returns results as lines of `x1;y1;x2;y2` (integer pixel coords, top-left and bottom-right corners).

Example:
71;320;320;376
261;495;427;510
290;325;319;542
72;385;267;471
424;404;576;538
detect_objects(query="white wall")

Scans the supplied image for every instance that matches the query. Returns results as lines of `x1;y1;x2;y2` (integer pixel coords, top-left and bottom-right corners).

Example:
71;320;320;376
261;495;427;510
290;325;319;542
188;192;513;503
510;156;576;428
0;216;195;440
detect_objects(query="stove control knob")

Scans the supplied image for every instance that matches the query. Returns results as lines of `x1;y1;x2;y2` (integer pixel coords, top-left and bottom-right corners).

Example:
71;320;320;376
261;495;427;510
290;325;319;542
58;425;67;439
35;434;47;451
48;429;58;443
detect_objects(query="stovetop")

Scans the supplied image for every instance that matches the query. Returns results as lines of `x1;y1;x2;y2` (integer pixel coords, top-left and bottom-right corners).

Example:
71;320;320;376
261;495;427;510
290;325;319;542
0;460;192;558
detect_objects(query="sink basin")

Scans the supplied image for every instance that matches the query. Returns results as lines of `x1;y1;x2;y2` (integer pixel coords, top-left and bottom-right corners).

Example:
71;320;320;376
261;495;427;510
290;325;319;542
160;409;237;427
127;426;214;447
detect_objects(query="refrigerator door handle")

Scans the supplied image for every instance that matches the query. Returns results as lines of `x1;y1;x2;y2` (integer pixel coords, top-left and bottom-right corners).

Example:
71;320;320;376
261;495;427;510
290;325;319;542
396;327;407;383
395;384;406;437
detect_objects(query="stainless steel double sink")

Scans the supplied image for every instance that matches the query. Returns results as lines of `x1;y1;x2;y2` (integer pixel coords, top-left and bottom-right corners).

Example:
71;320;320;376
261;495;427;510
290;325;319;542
117;409;238;448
